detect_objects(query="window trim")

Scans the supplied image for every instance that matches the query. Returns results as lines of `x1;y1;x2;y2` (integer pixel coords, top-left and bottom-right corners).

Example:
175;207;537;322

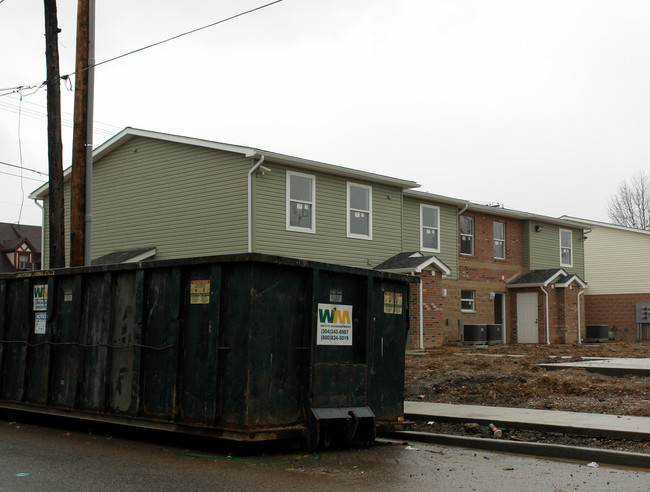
346;182;372;240
420;204;441;252
286;170;316;234
493;221;506;259
559;228;573;267
461;289;475;312
460;215;474;256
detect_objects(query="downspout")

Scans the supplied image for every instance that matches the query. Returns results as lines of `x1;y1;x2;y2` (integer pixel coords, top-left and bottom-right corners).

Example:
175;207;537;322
33;199;45;269
540;284;550;344
457;202;470;216
576;288;584;344
247;155;265;253
418;273;424;350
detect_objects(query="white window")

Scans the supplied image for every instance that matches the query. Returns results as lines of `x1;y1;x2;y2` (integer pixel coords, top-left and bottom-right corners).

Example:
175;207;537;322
493;221;505;259
560;229;573;267
461;290;475;312
286;171;315;233
420;204;440;252
460;215;474;255
347;183;372;239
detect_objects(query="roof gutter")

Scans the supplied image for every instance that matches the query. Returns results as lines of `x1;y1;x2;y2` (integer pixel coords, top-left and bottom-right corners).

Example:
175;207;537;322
248;155;265;253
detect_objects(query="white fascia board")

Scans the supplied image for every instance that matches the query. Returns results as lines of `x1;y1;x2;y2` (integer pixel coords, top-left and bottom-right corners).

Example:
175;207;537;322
555;274;587;289
543;269;569;286
415;256;452;275
256;151;420;189
562;216;650;235
29;128;259;200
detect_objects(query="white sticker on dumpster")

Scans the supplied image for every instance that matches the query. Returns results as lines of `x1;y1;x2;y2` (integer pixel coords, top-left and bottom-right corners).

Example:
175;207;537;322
317;303;353;345
35;312;47;334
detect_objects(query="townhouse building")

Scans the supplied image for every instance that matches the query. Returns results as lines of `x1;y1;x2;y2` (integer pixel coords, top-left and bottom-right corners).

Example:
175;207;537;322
30;128;589;347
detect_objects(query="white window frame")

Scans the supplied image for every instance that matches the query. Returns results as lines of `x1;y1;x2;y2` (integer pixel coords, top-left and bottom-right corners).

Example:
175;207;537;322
460;215;474;256
493;221;506;259
559;228;573;267
420;204;440;253
461;290;475;312
286;171;316;233
347;182;372;240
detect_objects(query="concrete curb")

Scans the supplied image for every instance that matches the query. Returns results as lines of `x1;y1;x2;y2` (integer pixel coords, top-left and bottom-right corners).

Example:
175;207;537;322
380;430;650;469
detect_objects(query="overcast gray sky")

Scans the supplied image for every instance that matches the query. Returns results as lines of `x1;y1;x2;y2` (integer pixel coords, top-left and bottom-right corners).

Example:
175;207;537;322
2;0;649;226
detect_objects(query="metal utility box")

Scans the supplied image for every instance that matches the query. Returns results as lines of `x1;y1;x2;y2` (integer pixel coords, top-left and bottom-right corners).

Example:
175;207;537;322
486;324;503;344
0;254;414;448
462;324;487;345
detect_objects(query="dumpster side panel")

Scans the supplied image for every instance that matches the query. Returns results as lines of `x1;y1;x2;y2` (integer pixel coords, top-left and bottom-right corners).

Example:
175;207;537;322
142;267;181;419
369;278;408;420
52;275;84;408
25;276;56;404
1;279;30;402
312;271;369;408
246;262;310;427
179;265;220;425
108;271;143;414
80;272;112;411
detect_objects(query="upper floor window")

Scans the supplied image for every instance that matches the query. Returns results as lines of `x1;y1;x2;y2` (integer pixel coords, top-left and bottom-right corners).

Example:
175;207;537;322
420;204;440;252
560;229;573;267
493;221;505;259
460;215;474;255
286;171;315;233
347;183;372;239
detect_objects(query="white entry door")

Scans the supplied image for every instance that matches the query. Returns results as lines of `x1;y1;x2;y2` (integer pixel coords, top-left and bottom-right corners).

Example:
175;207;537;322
517;292;539;343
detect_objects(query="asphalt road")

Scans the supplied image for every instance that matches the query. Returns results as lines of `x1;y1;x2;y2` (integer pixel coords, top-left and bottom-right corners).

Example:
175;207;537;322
1;413;648;491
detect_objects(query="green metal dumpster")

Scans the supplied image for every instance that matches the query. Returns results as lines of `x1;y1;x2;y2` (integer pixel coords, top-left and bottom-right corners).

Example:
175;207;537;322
0;253;414;448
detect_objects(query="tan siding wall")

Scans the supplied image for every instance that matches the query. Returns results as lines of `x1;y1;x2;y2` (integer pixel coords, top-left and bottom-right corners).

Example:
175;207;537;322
584;226;650;295
252;164;403;268
525;221;585;278
402;197;458;279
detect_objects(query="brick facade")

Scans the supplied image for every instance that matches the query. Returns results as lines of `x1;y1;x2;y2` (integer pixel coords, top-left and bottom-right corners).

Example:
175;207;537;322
408;210;587;348
585;293;650;342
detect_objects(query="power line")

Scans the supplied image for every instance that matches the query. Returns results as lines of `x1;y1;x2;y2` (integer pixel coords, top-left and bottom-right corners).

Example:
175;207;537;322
0;160;47;176
0;170;47;183
0;1;284;95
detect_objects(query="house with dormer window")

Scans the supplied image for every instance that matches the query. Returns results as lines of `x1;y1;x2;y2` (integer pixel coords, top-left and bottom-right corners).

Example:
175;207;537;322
0;223;41;273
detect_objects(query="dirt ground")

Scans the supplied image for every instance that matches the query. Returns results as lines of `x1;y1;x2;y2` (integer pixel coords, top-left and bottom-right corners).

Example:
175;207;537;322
404;342;650;453
405;342;649;416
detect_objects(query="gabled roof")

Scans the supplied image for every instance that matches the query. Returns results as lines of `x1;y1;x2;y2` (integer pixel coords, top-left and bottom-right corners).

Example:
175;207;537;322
0;223;41;253
508;268;586;289
374;251;451;275
91;247;157;266
405;190;592;230
30;127;421;200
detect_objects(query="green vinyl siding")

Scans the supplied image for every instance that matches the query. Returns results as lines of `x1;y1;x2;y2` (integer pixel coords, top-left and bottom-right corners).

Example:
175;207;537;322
524;221;585;277
401;197;458;279
43;137;250;267
41;181;72;268
252;164;404;269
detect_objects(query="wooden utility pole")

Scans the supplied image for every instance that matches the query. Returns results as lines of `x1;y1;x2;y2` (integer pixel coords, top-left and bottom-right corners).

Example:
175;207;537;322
70;0;89;267
43;0;66;268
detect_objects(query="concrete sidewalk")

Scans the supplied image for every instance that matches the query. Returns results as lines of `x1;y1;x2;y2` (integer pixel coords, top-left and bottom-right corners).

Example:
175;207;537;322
405;401;650;441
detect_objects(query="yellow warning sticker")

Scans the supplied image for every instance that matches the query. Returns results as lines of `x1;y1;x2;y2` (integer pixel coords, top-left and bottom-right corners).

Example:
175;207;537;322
394;293;403;315
190;280;210;304
384;292;394;314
